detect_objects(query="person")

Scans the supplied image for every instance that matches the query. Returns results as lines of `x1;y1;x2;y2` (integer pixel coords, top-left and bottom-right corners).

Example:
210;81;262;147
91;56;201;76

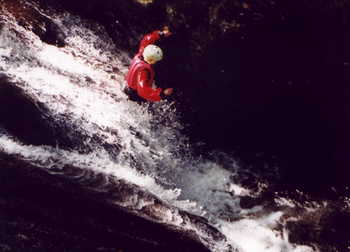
125;27;174;102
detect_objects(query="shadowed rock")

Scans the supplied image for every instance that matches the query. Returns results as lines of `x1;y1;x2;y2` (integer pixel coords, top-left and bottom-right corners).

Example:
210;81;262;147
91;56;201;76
0;75;56;146
0;151;229;252
32;16;66;47
1;0;66;47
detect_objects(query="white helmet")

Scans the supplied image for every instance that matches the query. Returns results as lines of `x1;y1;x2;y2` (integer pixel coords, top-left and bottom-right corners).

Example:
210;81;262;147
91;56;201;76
143;44;163;63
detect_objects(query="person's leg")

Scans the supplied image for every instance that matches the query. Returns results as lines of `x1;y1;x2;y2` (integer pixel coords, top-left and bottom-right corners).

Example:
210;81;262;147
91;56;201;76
123;86;144;103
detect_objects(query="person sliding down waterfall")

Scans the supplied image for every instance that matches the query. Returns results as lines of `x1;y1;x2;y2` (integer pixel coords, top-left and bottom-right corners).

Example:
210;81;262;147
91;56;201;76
125;26;174;102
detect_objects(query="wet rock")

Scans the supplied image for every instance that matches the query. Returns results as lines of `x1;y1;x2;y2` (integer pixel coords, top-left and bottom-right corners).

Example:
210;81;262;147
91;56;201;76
0;75;56;146
239;196;261;209
319;210;350;251
0;152;226;252
32;15;66;47
239;196;264;209
285;200;350;252
0;75;102;152
1;0;66;47
0;244;11;252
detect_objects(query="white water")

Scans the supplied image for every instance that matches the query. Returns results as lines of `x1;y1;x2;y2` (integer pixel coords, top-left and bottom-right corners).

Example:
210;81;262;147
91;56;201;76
0;4;317;252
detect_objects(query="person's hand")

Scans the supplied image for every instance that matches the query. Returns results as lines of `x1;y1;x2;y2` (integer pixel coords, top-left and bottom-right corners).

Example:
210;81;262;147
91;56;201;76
162;26;172;37
163;88;173;96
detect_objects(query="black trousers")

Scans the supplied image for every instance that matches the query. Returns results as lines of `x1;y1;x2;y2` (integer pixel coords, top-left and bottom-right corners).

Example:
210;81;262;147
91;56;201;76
124;87;169;103
123;87;145;103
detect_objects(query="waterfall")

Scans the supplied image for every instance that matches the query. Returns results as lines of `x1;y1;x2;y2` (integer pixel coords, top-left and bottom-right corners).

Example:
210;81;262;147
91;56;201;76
0;1;336;251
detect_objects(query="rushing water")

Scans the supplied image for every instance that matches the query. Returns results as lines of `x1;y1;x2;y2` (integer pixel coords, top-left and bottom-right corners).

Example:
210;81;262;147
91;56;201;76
1;2;348;251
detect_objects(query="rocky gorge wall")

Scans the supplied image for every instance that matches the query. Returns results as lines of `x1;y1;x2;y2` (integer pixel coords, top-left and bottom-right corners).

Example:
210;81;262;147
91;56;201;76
1;0;350;251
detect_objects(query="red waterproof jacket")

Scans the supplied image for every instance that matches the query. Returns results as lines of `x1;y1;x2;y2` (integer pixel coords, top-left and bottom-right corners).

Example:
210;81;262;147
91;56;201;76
126;31;163;102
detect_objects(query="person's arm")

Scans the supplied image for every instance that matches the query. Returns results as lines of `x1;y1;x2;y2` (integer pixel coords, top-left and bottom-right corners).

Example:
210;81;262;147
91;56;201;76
138;31;162;55
138;27;172;54
136;70;162;102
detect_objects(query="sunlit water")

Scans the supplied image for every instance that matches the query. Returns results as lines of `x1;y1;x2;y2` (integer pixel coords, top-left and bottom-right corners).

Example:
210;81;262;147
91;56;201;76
0;3;319;251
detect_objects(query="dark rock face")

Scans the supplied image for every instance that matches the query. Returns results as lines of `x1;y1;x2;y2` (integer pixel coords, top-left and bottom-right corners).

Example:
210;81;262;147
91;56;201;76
33;17;66;47
0;75;55;146
286;201;350;252
0;75;115;152
1;0;66;47
0;154;211;252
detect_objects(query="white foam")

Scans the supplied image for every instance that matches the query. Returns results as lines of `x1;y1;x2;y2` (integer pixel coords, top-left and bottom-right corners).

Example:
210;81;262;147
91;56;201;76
228;183;251;196
38;45;98;76
220;213;317;252
275;197;296;208
0;135;184;206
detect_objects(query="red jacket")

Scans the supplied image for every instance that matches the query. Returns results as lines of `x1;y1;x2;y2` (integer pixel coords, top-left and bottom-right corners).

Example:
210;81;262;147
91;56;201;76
126;31;163;102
